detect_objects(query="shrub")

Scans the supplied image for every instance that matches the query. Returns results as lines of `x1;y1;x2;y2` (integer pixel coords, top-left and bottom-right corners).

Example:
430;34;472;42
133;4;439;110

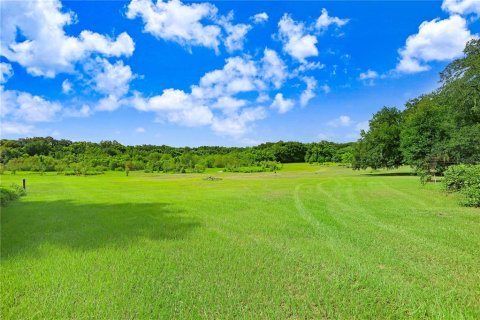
443;164;480;207
0;188;18;206
460;186;480;207
10;183;26;196
1;183;26;206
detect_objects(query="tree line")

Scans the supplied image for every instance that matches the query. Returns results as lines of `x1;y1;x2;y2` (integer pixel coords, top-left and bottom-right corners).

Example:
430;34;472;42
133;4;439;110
352;39;480;180
0;138;354;175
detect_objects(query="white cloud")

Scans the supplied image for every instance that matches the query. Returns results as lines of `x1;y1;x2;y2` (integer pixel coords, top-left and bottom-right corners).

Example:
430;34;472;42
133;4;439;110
315;8;349;30
262;48;287;89
270;93;294;114
1;87;62;123
193;56;260;100
126;0;221;52
359;70;379;80
14;93;62;122
79;58;135;112
92;59;133;97
64;105;91;118
0;0;134;78
359;69;379;85
442;0;480;16
62;79;73;94
127;48;306;136
293;61;325;75
256;93;270;103
277;14;318;62
396;15;475;74
135;127;146;133
320;84;331;94
0;63;13;84
219;12;251;52
212;107;266;136
212;96;247;112
299;77;317;107
131;88;214;126
0;122;34;135
328;115;352;127
251;12;269;24
95;95;124;112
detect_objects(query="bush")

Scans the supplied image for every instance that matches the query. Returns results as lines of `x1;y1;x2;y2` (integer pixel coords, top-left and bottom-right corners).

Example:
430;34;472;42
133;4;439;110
443;164;480;207
460;186;480;207
10;183;26;196
1;183;26;206
0;188;19;206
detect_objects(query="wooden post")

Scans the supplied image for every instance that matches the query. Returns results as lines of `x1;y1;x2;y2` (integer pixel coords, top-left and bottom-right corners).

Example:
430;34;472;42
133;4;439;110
23;179;26;190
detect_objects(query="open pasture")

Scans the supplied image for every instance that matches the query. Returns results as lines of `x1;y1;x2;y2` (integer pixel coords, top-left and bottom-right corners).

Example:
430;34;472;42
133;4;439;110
1;164;479;318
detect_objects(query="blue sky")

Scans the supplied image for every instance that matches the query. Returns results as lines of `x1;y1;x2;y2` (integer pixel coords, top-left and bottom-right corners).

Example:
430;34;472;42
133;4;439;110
1;0;479;146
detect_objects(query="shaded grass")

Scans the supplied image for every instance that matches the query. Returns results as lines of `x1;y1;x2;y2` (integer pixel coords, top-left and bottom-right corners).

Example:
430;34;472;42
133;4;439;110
1;164;479;318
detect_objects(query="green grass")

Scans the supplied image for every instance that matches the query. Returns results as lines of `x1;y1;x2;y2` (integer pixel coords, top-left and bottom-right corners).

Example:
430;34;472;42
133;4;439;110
1;164;479;318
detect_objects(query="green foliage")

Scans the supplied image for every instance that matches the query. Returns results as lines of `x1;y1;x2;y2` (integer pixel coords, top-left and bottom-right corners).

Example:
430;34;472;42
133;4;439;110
0;188;18;206
354;40;479;177
353;107;403;169
443;164;480;207
0;138;354;175
0;183;26;206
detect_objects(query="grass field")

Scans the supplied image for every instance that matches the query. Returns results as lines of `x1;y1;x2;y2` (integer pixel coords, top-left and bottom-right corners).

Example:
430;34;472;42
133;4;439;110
1;164;479;318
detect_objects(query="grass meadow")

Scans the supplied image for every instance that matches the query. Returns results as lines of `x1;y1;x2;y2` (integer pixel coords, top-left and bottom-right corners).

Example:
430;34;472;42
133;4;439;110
1;164;479;318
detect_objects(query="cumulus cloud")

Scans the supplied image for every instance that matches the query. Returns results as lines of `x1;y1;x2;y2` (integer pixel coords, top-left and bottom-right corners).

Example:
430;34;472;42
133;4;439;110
0;0;134;78
212;96;247;112
262;48;288;89
270;93;294;114
442;0;480;16
78;58;136;112
219;12;252;52
135;127;146;133
277;14;319;62
359;70;379;80
95;95;125;112
91;59;134;98
396;15;475;74
0;122;35;135
129;50;288;135
193;56;260;100
320;84;331;94
62;79;73;94
251;12;269;24
127;0;222;52
359;69;379;85
212;107;266;136
1;86;62;123
63;105;91;118
0;62;13;84
328;115;352;127
131;88;214;126
315;8;349;30
299;77;317;107
277;10;348;63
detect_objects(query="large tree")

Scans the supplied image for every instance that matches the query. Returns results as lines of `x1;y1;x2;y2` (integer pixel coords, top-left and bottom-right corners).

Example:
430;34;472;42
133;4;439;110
353;107;403;169
401;39;480;170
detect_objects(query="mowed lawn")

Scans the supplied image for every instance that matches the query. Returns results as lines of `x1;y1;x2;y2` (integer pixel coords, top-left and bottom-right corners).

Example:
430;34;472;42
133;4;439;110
1;164;479;319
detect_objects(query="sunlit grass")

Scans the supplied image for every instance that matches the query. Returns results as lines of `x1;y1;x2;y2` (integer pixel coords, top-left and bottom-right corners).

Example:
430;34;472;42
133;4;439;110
1;164;479;318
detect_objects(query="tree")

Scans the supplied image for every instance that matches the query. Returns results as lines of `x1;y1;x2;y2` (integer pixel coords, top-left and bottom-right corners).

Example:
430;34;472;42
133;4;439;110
353;107;403;169
400;95;452;171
